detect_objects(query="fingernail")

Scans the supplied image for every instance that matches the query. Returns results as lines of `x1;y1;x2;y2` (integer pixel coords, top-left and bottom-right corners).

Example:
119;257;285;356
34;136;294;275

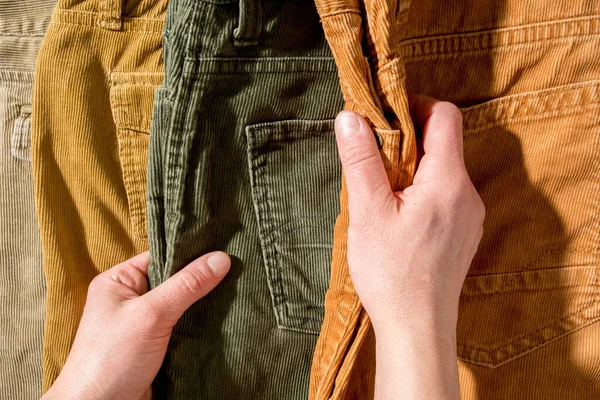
206;253;230;277
337;111;360;139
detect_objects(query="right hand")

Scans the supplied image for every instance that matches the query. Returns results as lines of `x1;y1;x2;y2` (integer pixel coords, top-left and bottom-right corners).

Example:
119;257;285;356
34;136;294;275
334;94;484;399
335;95;484;335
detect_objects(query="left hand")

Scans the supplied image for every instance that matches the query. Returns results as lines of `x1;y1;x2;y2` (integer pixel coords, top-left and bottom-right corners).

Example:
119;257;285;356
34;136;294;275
42;251;231;400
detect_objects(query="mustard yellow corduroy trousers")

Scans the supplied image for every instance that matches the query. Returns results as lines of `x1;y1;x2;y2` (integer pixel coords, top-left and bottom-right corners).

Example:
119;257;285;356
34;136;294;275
32;0;167;391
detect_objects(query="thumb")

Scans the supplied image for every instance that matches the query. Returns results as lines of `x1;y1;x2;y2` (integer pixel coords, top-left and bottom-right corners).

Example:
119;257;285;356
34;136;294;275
335;111;392;215
142;251;230;324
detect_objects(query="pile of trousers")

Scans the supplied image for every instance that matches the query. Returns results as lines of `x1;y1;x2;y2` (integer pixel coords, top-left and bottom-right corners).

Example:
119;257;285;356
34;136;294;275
14;0;600;399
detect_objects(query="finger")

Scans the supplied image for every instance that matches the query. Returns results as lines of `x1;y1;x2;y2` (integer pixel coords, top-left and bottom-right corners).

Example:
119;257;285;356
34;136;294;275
114;251;150;275
408;94;464;164
335;111;393;214
104;252;151;297
143;251;231;324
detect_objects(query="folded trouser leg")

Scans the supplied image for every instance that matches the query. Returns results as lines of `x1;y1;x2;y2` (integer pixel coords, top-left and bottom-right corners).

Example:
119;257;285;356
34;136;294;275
309;0;416;398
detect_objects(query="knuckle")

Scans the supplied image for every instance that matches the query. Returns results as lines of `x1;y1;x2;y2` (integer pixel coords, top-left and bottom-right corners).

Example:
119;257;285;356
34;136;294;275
444;178;467;205
342;142;378;169
180;265;211;295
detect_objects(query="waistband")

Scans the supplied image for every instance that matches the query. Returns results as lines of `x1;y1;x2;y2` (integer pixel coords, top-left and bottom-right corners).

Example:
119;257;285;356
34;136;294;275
170;0;332;59
51;0;168;33
400;15;600;62
0;0;55;37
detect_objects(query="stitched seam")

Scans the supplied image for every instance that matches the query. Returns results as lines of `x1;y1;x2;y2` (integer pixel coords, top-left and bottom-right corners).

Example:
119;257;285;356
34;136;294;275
189;57;337;75
462;249;597;300
248;127;288;328
51;9;164;32
401;16;600;61
319;9;362;19
462;81;599;131
115;124;151;133
465;102;600;133
55;9;164;23
404;34;600;63
466;260;598;278
464;286;600;298
110;82;163;87
458;298;600;355
49;20;163;34
462;81;598;111
0;32;46;37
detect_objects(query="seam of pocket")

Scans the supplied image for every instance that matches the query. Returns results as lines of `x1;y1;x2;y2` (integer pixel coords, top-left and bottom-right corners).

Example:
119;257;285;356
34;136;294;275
10;105;32;161
460;248;596;299
246;119;339;335
400;15;600;62
51;9;165;32
461;80;600;132
188;57;338;75
109;72;163;240
458;297;600;367
456;82;600;367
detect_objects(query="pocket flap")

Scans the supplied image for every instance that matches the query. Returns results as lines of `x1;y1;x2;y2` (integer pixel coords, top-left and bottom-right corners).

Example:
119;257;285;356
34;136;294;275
109;73;163;240
110;73;164;134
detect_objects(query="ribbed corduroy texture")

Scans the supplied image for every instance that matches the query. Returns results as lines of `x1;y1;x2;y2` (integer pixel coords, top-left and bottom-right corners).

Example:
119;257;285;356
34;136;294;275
31;0;167;391
311;1;600;398
147;0;344;398
309;0;417;398
0;2;54;399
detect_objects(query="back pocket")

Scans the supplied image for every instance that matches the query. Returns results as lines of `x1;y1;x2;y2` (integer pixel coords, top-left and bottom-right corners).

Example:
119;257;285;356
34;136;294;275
246;119;341;334
109;72;163;240
457;81;600;367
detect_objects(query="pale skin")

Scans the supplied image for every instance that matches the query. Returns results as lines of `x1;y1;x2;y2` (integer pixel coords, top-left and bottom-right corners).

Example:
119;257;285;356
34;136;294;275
42;94;484;400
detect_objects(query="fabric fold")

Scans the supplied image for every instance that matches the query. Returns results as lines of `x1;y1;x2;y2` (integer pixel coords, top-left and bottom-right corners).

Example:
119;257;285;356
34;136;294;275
309;0;415;398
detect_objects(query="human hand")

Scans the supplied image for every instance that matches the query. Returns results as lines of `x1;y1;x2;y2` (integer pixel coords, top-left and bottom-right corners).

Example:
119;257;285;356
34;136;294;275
42;251;231;400
334;95;484;399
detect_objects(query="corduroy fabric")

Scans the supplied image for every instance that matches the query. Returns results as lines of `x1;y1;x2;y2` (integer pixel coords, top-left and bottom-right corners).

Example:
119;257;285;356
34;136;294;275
147;0;344;397
0;2;54;399
311;1;600;399
309;0;417;398
31;0;167;391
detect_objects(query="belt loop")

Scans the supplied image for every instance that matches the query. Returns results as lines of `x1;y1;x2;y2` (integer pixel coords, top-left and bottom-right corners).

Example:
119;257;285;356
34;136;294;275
233;0;262;47
97;0;124;31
